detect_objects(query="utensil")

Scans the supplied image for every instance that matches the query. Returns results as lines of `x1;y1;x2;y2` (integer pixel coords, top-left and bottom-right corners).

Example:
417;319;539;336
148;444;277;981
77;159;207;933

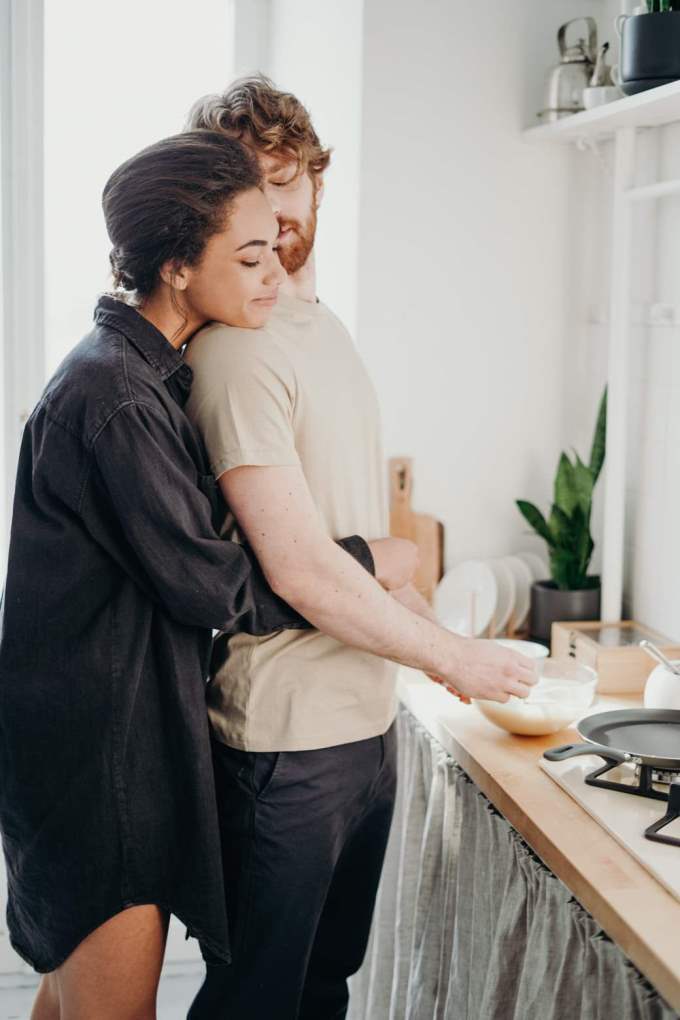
590;41;611;86
538;17;597;122
544;708;680;770
389;457;444;603
640;639;680;675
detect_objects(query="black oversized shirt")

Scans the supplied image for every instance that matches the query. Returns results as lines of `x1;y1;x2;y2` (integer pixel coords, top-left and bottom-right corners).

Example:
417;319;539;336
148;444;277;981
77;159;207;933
0;296;374;972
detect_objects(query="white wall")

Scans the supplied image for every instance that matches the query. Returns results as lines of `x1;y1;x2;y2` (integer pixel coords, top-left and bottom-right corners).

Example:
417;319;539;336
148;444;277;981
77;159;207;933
265;0;364;337
357;0;601;567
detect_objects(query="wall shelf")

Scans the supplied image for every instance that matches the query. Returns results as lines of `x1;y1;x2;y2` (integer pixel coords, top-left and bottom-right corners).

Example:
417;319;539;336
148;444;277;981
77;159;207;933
523;79;680;144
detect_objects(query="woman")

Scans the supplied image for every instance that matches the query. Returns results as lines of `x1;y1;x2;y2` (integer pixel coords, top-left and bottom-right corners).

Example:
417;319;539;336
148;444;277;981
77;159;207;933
0;131;387;1020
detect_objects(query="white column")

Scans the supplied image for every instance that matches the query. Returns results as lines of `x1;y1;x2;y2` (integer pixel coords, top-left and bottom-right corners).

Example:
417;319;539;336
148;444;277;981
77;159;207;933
1;0;45;543
233;0;271;76
601;126;636;621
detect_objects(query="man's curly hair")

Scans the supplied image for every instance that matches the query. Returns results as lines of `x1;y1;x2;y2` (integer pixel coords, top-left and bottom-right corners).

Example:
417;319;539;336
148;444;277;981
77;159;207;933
185;75;331;182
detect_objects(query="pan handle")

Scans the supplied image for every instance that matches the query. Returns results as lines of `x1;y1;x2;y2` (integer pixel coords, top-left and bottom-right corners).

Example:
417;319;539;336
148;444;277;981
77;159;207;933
543;742;628;765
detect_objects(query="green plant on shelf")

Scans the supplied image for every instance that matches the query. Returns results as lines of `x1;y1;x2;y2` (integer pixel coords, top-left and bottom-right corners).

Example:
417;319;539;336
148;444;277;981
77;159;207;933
516;388;607;593
646;1;680;11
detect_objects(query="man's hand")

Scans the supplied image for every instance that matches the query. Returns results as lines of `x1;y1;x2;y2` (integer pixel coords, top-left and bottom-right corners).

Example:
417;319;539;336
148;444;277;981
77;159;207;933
368;538;419;591
441;640;538;703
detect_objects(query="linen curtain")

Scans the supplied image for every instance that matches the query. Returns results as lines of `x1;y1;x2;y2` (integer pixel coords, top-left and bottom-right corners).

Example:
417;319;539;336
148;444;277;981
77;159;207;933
348;706;679;1020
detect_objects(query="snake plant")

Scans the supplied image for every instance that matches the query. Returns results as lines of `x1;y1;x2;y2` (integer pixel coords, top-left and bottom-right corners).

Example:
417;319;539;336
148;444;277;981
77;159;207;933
648;1;680;11
516;388;607;592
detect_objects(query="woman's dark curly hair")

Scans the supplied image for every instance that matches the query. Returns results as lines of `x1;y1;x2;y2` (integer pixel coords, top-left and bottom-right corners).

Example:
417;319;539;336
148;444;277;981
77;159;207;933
102;130;261;297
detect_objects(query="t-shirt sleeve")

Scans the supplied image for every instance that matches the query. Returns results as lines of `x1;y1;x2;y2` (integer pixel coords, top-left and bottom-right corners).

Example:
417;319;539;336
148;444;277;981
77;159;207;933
185;323;301;479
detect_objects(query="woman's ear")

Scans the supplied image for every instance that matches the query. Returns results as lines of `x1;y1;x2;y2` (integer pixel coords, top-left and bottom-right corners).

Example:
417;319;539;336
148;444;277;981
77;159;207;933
159;260;190;291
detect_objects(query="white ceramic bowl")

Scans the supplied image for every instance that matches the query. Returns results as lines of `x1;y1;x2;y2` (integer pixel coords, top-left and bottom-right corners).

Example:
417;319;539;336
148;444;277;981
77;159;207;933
644;661;680;710
475;658;597;736
493;639;549;660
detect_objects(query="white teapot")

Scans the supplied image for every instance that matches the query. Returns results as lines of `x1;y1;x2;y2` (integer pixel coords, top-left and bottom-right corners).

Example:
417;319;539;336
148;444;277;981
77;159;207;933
644;661;680;710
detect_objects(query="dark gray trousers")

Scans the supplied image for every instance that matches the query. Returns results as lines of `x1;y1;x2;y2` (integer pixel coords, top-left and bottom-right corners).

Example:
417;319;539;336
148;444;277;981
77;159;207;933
187;720;398;1020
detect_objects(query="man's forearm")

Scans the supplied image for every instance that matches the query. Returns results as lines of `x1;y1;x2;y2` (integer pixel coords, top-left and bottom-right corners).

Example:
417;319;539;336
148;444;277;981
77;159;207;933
230;535;375;636
273;540;460;679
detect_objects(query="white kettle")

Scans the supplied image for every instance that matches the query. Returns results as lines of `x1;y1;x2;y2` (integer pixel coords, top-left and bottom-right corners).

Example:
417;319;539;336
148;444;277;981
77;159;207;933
644;662;680;710
539;17;598;122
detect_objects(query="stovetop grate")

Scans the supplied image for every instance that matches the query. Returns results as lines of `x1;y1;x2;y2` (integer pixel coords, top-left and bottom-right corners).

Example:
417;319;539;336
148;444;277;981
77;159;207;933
585;761;680;846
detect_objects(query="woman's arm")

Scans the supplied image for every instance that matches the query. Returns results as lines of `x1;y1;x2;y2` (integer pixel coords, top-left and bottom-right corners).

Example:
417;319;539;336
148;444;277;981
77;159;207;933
88;402;375;635
218;463;537;702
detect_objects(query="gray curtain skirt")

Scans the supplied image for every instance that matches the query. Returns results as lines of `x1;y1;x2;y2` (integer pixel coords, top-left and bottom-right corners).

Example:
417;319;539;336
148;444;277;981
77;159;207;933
348;705;679;1020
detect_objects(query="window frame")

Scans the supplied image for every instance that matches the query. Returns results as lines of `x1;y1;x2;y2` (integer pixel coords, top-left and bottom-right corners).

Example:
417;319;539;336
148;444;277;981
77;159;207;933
1;0;45;567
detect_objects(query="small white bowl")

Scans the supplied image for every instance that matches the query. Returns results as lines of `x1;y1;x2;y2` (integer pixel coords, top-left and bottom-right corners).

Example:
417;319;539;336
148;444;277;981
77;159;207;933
644;661;680;710
583;85;623;110
493;639;549;660
475;658;597;737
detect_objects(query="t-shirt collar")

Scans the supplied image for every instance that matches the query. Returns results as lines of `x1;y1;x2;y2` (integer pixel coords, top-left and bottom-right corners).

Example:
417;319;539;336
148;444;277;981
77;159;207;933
94;295;192;384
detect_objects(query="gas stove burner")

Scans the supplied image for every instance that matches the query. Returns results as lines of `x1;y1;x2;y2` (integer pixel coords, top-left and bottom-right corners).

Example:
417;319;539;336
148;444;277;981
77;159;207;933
652;768;680;786
585;760;668;801
584;762;680;847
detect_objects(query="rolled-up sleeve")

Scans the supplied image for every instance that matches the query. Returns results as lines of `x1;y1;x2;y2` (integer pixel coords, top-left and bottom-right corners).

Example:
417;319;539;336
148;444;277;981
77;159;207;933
87;400;373;634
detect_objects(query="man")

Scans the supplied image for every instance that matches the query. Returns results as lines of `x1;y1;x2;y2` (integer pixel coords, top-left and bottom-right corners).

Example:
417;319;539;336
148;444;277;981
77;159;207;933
183;78;535;1019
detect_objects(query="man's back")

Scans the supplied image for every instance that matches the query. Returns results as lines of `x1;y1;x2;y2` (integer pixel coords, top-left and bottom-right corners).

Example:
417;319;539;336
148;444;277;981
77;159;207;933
185;292;398;752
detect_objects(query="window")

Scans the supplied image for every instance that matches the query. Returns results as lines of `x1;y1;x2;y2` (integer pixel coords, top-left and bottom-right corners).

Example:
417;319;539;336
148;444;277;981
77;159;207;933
44;0;236;374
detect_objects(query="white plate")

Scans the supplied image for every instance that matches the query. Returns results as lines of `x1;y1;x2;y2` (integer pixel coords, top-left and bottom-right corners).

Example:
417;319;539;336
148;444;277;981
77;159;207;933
494;638;549;659
516;549;550;583
501;555;533;629
434;560;497;637
488;558;516;636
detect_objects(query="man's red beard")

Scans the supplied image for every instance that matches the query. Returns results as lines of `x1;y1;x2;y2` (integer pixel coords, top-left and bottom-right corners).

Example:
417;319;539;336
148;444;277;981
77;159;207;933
276;204;317;275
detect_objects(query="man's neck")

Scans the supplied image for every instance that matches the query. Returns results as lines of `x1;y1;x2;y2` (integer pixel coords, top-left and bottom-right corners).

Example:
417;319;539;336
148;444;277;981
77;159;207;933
279;249;317;303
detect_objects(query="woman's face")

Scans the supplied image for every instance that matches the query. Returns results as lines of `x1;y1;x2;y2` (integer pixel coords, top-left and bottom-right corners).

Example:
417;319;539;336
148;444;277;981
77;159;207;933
183;187;286;329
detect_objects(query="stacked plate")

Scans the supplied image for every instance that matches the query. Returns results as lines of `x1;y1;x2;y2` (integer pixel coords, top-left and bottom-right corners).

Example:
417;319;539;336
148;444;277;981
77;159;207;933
433;551;549;638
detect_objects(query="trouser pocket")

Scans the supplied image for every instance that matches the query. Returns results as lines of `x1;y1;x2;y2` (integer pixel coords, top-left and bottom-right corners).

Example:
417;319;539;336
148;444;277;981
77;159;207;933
252;751;282;800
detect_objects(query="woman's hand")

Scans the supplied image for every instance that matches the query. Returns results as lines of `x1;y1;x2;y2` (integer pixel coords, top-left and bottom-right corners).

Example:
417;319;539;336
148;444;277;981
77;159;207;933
368;538;420;591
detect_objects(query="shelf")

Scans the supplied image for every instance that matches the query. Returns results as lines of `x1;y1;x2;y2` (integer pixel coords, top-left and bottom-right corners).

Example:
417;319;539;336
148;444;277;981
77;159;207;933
523;79;680;144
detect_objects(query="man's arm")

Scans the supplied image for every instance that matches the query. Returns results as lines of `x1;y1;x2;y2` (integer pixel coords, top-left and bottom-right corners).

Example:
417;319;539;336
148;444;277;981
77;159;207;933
218;463;537;702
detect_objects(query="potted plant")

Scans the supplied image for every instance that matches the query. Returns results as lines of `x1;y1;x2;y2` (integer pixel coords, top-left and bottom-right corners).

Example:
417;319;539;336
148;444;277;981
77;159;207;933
617;1;680;95
516;388;607;644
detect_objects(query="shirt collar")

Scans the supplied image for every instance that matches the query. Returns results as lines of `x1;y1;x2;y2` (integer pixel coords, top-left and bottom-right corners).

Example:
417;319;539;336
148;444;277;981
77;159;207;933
94;295;193;386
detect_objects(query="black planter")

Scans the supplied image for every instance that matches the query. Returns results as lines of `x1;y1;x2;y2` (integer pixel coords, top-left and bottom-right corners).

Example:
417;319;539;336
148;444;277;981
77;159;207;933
620;12;680;95
529;579;601;646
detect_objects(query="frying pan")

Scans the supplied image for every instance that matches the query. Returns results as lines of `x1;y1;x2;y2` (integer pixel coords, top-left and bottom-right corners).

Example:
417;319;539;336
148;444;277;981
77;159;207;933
544;708;680;771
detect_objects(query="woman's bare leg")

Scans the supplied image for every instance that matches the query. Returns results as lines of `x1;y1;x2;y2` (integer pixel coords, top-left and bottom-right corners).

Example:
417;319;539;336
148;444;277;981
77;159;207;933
30;972;61;1020
52;904;169;1020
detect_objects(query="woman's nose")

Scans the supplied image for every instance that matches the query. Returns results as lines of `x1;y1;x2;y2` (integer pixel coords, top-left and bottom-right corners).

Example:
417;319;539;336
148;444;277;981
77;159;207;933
265;254;287;286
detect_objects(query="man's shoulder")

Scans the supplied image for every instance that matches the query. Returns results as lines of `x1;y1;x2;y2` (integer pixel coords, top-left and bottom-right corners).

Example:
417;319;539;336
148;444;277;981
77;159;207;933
186;320;293;379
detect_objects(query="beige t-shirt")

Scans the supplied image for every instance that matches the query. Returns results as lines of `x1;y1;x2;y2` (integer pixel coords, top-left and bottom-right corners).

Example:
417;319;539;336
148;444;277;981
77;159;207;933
184;293;398;751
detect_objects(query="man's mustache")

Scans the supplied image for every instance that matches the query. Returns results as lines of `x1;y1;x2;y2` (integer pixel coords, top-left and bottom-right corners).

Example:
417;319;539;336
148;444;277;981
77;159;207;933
278;220;301;237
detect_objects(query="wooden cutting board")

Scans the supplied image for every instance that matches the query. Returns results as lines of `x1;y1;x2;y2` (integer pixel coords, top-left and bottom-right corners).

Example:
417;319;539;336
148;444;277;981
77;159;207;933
389;457;444;603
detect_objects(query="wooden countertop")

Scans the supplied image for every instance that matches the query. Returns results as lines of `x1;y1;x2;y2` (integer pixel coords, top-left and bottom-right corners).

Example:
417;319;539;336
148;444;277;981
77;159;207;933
397;669;680;1014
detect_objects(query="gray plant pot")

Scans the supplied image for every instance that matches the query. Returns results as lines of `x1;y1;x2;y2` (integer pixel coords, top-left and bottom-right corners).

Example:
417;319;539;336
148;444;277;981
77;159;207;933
529;579;601;646
620;12;680;95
